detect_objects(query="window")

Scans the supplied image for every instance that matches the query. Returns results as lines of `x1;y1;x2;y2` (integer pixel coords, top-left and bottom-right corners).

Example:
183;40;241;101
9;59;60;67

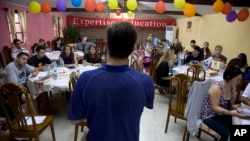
7;13;24;42
53;16;63;38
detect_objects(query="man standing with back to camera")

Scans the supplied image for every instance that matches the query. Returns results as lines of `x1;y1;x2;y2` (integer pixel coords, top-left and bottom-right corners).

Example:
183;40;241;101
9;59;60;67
68;22;154;141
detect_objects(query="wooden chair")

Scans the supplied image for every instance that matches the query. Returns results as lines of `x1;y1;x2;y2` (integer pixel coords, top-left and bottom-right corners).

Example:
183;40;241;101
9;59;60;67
2;46;13;65
0;83;56;141
68;72;87;141
165;73;192;133
31;43;38;53
0;52;4;68
187;64;206;82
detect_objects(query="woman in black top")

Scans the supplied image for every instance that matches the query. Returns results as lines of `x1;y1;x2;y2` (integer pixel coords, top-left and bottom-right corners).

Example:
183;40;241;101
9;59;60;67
83;45;102;67
156;49;175;88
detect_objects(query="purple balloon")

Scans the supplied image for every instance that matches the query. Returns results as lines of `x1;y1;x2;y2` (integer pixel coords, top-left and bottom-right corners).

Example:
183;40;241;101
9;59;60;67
226;10;237;22
57;0;67;12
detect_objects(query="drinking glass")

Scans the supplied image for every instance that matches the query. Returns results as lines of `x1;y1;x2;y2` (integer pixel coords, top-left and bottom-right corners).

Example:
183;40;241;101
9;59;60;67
82;59;86;67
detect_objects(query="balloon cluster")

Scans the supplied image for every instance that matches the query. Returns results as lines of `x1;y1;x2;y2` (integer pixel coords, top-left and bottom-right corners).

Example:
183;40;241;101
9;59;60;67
29;1;51;14
213;0;249;22
173;0;196;18
126;0;137;17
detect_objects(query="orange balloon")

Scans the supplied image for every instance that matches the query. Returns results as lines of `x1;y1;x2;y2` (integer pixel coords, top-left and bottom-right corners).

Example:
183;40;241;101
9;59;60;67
213;0;224;13
41;2;51;13
237;8;249;22
221;2;232;15
96;3;104;12
155;0;166;14
115;9;121;16
183;3;196;17
85;0;96;12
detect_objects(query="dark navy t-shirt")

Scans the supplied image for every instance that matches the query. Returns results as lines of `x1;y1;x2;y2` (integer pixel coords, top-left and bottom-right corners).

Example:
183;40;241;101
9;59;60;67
68;64;154;141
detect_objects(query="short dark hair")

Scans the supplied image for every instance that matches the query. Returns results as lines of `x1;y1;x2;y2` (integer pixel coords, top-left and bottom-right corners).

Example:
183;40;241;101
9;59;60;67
193;46;201;52
17;52;29;58
36;45;46;52
39;39;45;42
227;58;242;68
173;46;182;54
107;22;137;59
190;40;196;44
238;53;247;67
13;39;21;45
223;66;242;82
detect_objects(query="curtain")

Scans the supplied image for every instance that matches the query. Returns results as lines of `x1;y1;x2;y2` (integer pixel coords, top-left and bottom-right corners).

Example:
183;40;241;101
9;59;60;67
6;9;16;42
18;11;28;44
58;17;63;37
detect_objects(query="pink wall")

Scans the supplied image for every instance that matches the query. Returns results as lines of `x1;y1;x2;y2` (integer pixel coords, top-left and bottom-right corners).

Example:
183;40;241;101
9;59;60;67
0;1;66;65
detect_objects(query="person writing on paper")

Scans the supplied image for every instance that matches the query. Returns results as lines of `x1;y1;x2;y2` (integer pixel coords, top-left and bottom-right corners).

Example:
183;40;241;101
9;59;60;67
28;46;52;70
184;46;202;65
83;45;102;67
201;66;249;141
58;45;78;67
68;22;154;141
4;52;39;116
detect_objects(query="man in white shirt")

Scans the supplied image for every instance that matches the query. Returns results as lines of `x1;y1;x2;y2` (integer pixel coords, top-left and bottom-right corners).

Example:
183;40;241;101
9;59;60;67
11;39;29;60
240;83;250;107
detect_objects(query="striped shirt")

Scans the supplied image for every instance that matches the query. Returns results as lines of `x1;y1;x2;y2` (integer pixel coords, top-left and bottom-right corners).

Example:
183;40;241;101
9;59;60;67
11;48;29;59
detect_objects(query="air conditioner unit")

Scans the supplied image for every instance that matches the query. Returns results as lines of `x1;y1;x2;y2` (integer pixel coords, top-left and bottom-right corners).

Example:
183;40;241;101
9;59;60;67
165;26;177;44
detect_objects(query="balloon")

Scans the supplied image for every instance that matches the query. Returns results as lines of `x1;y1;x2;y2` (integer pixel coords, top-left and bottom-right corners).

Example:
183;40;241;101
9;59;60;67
183;3;196;18
56;0;67;12
127;11;133;17
155;0;166;14
116;9;121;16
108;0;118;10
85;0;96;12
29;1;41;14
96;3;104;12
213;0;224;13
221;2;232;15
237;8;249;22
41;2;51;13
226;10;237;22
71;0;81;7
127;0;137;11
174;0;185;9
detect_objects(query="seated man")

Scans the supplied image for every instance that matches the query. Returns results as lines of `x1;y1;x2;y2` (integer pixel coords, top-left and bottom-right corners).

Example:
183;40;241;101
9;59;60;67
211;45;227;63
75;36;94;54
4;52;39;115
11;39;29;60
28;46;52;70
34;38;50;53
183;40;196;54
184;46;202;65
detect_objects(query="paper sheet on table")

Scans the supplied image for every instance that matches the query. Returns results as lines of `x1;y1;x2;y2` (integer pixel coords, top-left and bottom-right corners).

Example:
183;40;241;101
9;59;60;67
46;51;61;60
25;116;46;125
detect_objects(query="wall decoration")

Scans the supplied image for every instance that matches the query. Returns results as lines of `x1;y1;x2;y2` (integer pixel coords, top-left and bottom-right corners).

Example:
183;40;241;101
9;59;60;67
183;3;196;18
237;8;249;22
221;2;232;15
226;10;237;22
108;0;118;10
85;0;96;12
213;0;224;13
71;0;81;7
96;3;105;12
41;2;51;13
155;0;166;14
29;1;41;14
127;0;137;11
174;0;185;9
56;0;67;12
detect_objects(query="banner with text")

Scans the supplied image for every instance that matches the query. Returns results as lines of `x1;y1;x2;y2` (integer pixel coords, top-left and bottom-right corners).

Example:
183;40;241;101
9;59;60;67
66;16;175;29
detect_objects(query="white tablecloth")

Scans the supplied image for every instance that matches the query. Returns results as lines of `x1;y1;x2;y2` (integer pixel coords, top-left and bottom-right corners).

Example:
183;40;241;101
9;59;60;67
45;51;84;60
27;65;97;98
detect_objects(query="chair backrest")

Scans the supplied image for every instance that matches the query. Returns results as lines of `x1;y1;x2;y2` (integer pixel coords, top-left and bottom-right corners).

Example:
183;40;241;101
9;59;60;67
69;71;78;95
2;46;13;65
170;74;192;116
0;52;4;68
149;59;158;82
31;43;38;54
187;64;206;82
0;83;38;133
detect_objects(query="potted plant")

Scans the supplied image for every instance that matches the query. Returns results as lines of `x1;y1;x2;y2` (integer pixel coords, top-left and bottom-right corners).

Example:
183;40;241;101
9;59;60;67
63;25;81;44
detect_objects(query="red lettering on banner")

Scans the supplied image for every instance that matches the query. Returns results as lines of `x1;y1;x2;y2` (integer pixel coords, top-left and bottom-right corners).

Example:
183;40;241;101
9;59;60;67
67;16;175;29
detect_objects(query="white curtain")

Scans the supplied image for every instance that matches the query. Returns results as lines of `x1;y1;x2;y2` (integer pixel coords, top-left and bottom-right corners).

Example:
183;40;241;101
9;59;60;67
18;11;28;44
6;9;16;42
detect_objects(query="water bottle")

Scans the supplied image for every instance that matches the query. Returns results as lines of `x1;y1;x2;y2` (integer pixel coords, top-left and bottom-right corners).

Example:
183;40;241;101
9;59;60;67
60;57;64;67
46;64;50;76
53;60;58;79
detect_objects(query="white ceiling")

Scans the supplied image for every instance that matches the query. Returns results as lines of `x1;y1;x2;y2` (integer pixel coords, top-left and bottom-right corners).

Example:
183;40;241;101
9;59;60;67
0;0;244;19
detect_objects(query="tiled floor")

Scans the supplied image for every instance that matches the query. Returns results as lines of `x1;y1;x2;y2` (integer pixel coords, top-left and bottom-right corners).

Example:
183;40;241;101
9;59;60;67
0;91;213;141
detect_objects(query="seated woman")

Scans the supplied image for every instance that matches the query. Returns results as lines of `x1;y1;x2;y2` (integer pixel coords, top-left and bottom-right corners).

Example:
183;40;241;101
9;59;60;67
59;45;77;67
83;45;102;67
156;49;175;89
53;37;64;51
201;66;248;141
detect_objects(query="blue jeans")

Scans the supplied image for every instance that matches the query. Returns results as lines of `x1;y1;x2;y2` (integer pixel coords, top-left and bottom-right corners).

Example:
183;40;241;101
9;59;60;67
203;115;232;141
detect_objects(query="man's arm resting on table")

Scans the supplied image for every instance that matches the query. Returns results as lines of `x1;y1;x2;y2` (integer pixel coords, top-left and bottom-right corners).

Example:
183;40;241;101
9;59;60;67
32;68;39;77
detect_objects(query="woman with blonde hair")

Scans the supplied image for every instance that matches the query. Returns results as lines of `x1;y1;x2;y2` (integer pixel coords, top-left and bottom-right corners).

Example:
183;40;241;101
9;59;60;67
156;49;175;88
